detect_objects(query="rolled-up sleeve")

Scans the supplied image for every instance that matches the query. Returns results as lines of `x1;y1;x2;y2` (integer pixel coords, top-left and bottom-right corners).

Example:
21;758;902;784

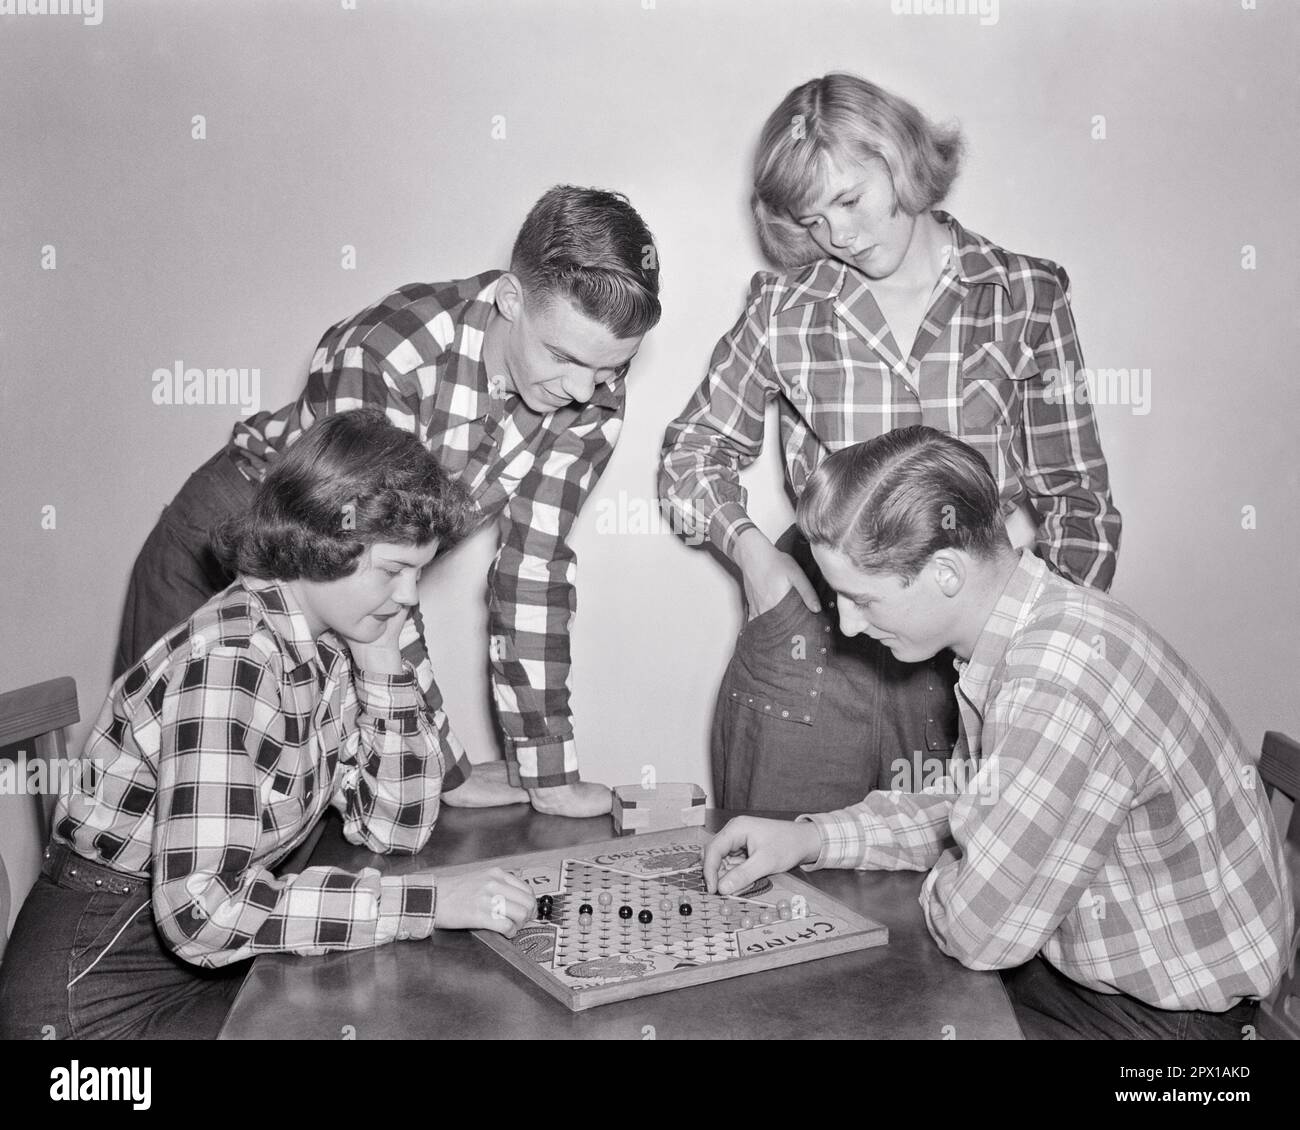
485;398;624;787
659;272;779;558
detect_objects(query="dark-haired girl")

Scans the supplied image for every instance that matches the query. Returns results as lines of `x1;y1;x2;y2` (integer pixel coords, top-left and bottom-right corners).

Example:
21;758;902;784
0;409;535;1039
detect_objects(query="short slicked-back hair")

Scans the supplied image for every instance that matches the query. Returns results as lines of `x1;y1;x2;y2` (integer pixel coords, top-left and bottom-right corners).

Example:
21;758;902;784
510;185;662;338
213;408;475;582
752;73;964;268
796;427;1009;583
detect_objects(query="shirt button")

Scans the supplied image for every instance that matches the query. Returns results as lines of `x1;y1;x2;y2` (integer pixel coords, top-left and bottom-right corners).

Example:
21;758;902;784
781;710;790;718
815;666;824;674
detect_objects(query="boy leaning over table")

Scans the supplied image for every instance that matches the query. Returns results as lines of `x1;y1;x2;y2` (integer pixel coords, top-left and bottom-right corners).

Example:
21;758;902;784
703;425;1293;1040
0;411;534;1040
113;185;661;820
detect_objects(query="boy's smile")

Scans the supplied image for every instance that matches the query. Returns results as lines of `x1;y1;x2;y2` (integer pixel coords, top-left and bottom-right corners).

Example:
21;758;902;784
483;276;642;415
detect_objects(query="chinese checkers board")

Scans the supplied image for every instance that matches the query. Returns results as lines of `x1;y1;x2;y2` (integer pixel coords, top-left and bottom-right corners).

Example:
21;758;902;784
443;827;888;1011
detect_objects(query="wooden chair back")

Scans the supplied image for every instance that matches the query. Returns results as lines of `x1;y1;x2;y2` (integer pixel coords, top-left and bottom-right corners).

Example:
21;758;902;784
1258;730;1300;1040
0;677;80;962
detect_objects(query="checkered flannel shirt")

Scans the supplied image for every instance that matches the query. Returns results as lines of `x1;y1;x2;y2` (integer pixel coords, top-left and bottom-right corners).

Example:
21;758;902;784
800;551;1294;1012
660;211;1120;590
230;273;625;788
53;578;445;967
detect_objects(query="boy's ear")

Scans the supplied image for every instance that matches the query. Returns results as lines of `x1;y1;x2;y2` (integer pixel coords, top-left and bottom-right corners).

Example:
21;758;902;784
932;550;966;597
495;272;524;322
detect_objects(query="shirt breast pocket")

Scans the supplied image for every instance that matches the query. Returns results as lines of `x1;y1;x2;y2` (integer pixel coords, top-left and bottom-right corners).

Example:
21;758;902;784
260;781;307;837
959;339;1038;436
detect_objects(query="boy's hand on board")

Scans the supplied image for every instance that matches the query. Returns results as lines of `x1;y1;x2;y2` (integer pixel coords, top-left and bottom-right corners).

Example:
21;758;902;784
702;817;823;895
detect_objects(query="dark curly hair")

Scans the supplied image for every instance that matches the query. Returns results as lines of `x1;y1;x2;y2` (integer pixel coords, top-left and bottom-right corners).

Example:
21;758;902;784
213;408;475;581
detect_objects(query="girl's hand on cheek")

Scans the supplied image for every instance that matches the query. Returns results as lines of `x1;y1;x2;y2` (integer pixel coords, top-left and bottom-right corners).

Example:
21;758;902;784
342;607;409;675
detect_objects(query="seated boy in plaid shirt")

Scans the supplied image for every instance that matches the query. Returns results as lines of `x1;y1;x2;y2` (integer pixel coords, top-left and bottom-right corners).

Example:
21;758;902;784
0;410;534;1040
704;426;1293;1040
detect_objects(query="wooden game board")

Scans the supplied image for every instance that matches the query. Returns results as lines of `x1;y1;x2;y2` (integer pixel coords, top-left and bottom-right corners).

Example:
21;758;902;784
435;827;888;1011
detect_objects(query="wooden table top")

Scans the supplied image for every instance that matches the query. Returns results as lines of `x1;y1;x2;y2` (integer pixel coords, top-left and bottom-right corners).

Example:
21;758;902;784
219;804;1024;1040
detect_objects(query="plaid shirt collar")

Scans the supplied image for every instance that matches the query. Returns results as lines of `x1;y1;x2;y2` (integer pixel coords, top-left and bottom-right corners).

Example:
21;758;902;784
458;276;622;416
777;211;1014;313
240;576;347;679
953;550;1051;717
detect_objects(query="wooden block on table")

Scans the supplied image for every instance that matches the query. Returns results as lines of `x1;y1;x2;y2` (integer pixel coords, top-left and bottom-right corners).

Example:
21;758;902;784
611;781;706;836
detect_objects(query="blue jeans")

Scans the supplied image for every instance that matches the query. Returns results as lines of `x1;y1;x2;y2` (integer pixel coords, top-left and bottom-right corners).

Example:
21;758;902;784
711;526;960;813
1002;956;1260;1040
0;842;247;1039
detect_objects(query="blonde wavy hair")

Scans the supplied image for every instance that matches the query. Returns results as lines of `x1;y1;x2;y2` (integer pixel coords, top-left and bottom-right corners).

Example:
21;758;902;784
752;74;964;269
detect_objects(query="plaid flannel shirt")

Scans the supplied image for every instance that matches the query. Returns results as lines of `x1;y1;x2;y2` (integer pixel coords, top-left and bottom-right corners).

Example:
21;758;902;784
660;212;1120;590
800;551;1294;1012
229;273;624;788
53;578;446;968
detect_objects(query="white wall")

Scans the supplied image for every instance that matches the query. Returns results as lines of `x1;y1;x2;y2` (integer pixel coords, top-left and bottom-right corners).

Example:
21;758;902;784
2;0;1297;930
